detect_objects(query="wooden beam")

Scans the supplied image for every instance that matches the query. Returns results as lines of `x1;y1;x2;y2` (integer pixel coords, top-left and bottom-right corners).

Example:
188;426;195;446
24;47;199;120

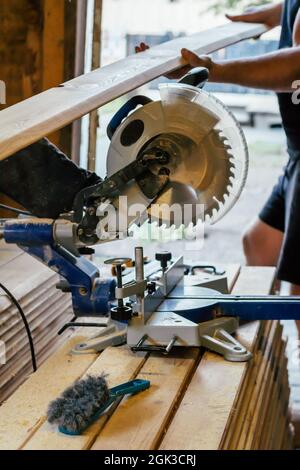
71;0;88;164
87;0;103;172
0;21;267;161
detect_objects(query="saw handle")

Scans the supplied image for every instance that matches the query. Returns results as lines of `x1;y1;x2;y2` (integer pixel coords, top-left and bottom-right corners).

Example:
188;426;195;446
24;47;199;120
179;67;209;88
107;95;153;139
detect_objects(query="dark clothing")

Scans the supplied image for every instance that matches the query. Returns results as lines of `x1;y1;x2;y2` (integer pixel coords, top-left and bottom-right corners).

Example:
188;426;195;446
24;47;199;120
259;154;300;284
0;139;101;218
277;0;300;157
259;0;300;284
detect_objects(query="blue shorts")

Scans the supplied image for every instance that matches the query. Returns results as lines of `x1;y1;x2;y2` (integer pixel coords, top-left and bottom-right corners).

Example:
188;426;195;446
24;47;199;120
259;155;300;285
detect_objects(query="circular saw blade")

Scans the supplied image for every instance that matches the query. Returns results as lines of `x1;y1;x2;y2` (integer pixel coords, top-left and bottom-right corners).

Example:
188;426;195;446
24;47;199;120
106;83;248;229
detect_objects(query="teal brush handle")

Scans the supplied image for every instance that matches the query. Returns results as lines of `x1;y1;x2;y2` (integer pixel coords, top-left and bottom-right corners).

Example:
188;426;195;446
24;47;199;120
59;379;150;436
109;379;150;399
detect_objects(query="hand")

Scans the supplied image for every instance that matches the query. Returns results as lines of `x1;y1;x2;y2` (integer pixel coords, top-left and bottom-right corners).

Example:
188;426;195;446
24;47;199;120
135;42;213;80
226;2;282;29
166;48;213;80
135;42;149;54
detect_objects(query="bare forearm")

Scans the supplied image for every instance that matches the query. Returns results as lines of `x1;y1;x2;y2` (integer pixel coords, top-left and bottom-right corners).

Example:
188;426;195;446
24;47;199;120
264;1;284;27
210;47;300;92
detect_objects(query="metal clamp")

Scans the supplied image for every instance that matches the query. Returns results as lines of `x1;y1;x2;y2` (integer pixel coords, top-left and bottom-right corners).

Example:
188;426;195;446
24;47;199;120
131;335;177;355
72;322;127;354
198;318;252;362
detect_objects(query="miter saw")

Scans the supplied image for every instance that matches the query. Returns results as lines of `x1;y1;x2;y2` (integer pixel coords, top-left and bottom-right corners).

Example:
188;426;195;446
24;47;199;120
1;67;300;362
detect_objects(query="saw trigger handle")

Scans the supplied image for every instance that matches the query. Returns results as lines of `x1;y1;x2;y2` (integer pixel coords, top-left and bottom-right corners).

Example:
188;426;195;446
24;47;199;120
107;95;153;139
179;67;209;88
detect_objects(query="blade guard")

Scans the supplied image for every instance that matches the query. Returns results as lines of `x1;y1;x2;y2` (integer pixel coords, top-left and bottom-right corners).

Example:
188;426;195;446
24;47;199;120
106;69;248;226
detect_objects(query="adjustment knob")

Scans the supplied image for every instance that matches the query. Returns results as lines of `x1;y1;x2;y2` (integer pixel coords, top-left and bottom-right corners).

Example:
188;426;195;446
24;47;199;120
56;280;71;293
155;251;172;272
110;305;133;322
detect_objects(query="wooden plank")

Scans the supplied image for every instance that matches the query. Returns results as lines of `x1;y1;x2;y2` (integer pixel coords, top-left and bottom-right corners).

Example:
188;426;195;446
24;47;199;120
259;338;286;449
0;330;74;404
0;296;70;369
241;322;281;449
0;310;72;393
91;349;199;450
0;279;64;337
0;334;98;450
0;21;267;161
160;267;275;450
0;242;22;268
221;321;270;450
250;327;283;449
0;253;55;305
88;0;103;172
23;347;147;450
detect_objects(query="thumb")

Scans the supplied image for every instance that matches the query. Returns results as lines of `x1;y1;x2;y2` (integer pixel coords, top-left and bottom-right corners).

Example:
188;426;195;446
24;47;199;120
181;48;202;67
226;9;261;23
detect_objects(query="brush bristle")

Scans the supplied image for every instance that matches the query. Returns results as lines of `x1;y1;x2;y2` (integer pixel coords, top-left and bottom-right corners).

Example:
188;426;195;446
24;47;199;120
47;375;110;434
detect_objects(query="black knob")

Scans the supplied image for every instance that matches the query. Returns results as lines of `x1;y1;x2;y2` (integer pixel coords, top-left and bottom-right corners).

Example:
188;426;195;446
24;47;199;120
155;251;172;272
78;247;95;255
110;305;133;322
147;281;156;294
56;280;71;293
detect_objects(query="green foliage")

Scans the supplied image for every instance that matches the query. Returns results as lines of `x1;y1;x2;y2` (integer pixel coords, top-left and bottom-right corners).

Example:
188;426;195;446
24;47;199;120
209;0;271;14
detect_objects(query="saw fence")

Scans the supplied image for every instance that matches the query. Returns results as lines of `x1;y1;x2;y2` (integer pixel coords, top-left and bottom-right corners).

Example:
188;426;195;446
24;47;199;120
0;264;294;450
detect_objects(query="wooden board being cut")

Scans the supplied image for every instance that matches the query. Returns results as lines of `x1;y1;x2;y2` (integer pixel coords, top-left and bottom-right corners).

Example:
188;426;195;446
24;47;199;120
0;21;267;161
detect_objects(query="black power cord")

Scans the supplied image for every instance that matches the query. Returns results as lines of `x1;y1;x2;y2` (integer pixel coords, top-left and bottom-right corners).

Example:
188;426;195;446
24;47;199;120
0;282;37;372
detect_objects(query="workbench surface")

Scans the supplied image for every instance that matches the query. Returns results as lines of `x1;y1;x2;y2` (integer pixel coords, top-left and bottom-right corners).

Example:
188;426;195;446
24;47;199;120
0;264;293;450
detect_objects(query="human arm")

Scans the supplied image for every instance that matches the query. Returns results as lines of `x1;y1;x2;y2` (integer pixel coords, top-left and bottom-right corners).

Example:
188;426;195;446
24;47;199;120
135;3;291;87
181;4;300;92
226;2;283;29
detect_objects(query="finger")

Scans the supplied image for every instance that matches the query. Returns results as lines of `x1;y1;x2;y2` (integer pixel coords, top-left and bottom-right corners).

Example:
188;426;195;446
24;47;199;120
226;10;260;23
226;13;250;22
140;42;149;51
181;48;201;67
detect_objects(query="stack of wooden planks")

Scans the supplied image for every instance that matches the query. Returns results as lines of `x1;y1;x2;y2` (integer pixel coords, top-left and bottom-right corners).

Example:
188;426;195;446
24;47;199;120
220;320;293;450
0;264;294;450
0;241;73;403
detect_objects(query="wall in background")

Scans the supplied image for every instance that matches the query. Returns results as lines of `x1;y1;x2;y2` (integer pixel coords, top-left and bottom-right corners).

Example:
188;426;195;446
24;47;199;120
0;0;78;216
